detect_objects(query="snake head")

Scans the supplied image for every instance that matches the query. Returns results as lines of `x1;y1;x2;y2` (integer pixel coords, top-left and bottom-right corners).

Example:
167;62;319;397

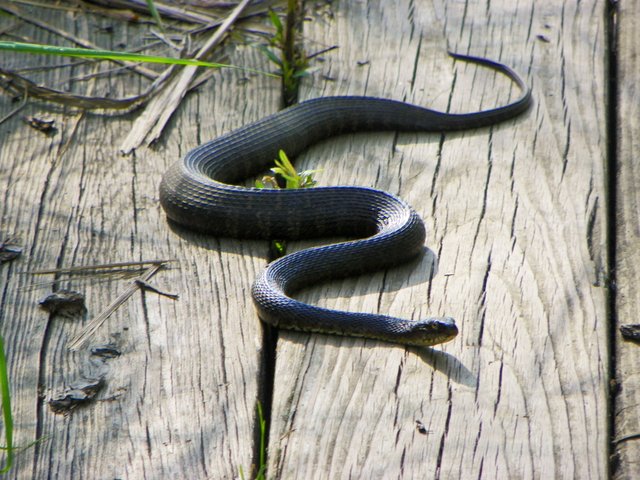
407;317;458;347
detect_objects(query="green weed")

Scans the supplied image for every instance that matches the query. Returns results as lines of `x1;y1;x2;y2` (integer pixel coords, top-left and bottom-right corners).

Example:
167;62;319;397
239;401;267;480
0;335;13;474
256;150;321;258
259;3;310;104
256;150;320;190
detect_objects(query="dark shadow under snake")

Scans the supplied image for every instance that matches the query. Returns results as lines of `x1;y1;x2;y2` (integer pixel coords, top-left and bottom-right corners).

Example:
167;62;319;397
159;52;532;347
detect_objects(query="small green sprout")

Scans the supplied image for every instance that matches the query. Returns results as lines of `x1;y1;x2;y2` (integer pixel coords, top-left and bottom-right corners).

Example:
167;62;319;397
256;150;320;190
239;401;267;480
255;150;320;258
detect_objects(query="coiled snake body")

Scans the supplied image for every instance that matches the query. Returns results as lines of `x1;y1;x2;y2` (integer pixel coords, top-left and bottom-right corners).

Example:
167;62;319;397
160;53;531;347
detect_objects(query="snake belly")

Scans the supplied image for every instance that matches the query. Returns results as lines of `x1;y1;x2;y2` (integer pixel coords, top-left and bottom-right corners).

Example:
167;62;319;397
159;54;531;347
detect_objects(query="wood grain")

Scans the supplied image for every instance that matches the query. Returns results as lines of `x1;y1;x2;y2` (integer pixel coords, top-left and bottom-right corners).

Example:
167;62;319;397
0;4;278;479
613;0;640;477
0;0;625;478
266;0;609;478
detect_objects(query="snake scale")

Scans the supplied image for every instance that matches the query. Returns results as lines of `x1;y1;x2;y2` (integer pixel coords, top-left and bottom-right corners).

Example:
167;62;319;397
160;53;532;347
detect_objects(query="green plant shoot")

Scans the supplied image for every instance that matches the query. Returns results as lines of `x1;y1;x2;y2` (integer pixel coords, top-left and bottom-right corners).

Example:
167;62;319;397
0;335;13;474
256;150;320;190
255;150;320;258
238;401;267;480
258;8;309;102
145;0;164;31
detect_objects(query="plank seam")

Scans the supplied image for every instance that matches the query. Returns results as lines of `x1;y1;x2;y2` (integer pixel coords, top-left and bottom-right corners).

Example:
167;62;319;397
606;0;620;477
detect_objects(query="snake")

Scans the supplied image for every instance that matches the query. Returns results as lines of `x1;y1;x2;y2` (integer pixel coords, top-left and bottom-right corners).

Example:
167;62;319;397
159;53;531;347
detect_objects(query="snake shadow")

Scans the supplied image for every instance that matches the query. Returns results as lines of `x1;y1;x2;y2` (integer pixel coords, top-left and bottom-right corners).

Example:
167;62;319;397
294;244;440;298
410;347;477;387
166;219;269;254
166;219;441;293
281;331;477;387
168;220;475;384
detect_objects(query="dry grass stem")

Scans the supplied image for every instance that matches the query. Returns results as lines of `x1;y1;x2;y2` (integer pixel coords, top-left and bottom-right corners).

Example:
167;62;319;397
120;0;253;153
26;259;176;275
86;0;219;25
67;263;167;351
0;64;176;112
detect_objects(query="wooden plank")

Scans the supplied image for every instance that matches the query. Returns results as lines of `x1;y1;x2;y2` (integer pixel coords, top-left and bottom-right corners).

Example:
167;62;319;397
267;0;609;478
0;4;279;478
613;0;640;477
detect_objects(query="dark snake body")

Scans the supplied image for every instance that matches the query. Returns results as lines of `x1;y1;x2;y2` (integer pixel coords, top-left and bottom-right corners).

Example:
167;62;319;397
160;54;532;347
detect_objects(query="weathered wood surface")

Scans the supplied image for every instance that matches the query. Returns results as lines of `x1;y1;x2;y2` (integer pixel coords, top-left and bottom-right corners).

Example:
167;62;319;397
0;0;628;479
268;0;609;478
0;3;277;478
614;0;640;478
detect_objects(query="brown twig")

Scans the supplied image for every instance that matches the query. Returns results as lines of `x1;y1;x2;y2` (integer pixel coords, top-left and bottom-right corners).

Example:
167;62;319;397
85;0;219;25
135;279;179;300
0;64;176;113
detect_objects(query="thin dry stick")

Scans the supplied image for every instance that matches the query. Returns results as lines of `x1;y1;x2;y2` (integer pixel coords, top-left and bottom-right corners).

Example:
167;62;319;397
120;0;253;153
67;263;164;351
20;273;145;292
22;259;175;290
85;0;218;25
0;65;176;112
27;259;175;275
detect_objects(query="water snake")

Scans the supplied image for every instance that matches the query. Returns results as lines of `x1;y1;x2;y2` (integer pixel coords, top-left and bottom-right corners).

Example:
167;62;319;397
159;53;532;347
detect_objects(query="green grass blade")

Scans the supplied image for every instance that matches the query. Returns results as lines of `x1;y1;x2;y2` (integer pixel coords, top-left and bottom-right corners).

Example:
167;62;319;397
256;401;266;480
145;0;164;31
0;41;277;77
0;335;13;474
267;9;283;35
258;45;282;67
276;150;295;173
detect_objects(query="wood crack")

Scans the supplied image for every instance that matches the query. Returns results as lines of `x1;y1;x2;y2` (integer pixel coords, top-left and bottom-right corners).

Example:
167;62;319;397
434;383;453;480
